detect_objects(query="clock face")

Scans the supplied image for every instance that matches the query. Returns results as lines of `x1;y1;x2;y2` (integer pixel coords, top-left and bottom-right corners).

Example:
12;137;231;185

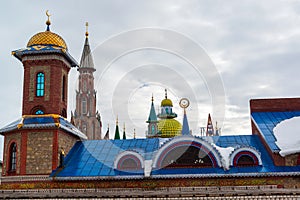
179;98;190;108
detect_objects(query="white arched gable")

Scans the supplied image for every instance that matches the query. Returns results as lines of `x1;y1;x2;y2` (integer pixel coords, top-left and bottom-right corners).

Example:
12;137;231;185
229;146;262;166
114;150;145;170
152;136;222;168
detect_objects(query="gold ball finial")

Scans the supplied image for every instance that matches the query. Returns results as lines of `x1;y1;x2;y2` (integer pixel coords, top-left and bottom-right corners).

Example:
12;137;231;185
85;22;89;38
46;10;51;27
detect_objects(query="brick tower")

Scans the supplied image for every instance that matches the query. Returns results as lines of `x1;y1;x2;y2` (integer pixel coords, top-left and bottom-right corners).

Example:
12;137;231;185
72;23;102;140
0;12;86;179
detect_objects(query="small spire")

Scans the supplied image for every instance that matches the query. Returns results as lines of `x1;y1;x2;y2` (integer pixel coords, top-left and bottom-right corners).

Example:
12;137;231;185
114;119;120;140
165;89;168;99
85;22;89;38
46;10;51;31
123;123;126;140
151;93;154;102
133;128;136;139
116;115;119;125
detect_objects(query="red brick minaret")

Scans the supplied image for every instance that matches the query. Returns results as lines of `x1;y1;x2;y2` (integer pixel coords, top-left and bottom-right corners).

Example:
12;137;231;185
72;23;102;140
0;12;86;179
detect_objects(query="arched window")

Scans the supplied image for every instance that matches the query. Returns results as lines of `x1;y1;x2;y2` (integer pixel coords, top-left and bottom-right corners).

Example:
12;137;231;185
120;158;139;170
236;155;256;166
9;143;17;171
231;150;260;167
35;110;44;115
62;75;66;101
30;106;45;115
115;152;144;172
36;72;45;97
162;146;213;168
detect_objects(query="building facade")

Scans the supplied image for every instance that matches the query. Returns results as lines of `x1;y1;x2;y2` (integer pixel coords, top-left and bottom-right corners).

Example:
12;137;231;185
0;13;300;199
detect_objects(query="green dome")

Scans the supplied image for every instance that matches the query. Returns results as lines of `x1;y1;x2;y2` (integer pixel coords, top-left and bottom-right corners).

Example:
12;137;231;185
158;119;182;138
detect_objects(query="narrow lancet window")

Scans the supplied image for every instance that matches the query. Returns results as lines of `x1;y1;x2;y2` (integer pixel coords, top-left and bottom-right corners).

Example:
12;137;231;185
36;72;45;97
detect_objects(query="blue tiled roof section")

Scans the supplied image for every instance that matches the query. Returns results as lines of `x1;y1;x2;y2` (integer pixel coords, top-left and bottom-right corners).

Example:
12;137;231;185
251;111;300;152
51;135;300;179
23;116;55;124
59;117;87;139
51;138;160;177
0;118;22;133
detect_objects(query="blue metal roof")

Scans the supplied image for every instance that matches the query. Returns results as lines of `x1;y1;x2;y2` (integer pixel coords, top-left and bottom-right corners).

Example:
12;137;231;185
251;111;300;152
51;134;300;179
12;45;78;67
0;115;87;139
51;138;160;177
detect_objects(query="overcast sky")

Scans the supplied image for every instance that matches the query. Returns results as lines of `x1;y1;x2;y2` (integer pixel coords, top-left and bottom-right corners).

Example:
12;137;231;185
1;1;300;148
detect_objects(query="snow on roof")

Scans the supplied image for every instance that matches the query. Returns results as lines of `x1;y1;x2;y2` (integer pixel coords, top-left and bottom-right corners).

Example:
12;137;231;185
211;143;234;170
273;116;300;156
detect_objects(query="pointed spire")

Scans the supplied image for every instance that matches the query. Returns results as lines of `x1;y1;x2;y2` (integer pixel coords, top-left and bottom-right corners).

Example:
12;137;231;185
123;123;126;140
79;22;95;69
45;10;51;31
181;110;190;135
133;128;136;139
147;95;158;123
179;98;190;135
104;124;110;140
206;113;214;136
114;116;120;139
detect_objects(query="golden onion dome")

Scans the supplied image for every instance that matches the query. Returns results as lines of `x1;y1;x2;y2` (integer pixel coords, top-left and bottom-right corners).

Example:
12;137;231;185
158;119;182;138
27;31;67;50
161;98;173;107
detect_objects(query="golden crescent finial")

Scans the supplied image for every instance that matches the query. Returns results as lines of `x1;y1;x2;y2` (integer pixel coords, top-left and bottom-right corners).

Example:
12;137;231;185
45;10;51;27
85;22;89;38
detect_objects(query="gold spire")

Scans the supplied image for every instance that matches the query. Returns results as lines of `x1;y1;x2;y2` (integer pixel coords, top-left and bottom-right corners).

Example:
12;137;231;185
46;10;51;29
85;22;89;38
123;122;126;132
151;93;154;102
165;89;168;99
133;128;136;139
116;115;119;125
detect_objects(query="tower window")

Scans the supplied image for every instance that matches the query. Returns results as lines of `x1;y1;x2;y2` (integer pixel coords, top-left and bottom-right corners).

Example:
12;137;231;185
82;98;87;114
9;143;17;171
35;110;44;115
62;75;66;101
36;72;45;97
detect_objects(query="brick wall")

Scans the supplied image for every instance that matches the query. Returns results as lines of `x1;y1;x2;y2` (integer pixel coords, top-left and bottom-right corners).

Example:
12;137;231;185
285;153;299;166
26;131;53;174
250;98;300;113
22;56;70;117
57;131;79;167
